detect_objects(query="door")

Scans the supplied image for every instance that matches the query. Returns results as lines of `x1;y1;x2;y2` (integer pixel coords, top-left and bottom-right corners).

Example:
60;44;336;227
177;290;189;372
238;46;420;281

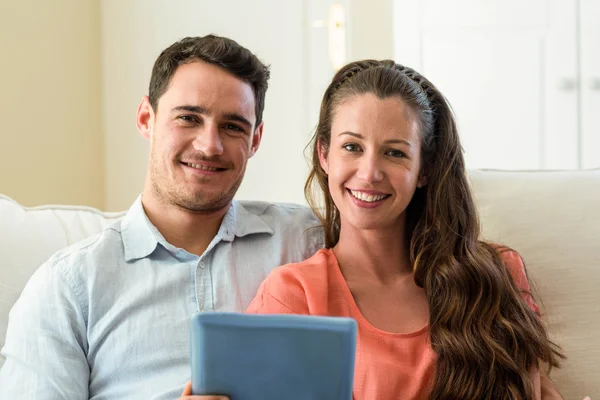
393;0;579;170
581;0;600;168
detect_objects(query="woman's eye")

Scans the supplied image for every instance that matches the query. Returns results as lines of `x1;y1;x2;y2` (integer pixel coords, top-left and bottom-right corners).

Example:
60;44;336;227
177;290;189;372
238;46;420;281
386;149;406;158
343;143;360;152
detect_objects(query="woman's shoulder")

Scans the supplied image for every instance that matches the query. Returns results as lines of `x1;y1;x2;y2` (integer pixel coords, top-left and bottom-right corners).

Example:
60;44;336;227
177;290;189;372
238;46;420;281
492;245;528;285
247;248;336;314
265;248;336;286
490;244;540;314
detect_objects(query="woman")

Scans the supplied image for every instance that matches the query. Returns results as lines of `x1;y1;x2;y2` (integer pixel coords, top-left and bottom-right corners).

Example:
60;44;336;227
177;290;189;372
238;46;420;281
245;60;564;399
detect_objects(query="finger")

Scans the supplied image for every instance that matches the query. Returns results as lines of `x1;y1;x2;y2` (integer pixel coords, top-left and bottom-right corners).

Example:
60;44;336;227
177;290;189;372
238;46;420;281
178;382;229;400
181;381;192;396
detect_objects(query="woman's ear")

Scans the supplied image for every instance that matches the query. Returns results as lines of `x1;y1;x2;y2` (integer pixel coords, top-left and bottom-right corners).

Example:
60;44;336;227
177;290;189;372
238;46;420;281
417;172;428;188
317;140;330;175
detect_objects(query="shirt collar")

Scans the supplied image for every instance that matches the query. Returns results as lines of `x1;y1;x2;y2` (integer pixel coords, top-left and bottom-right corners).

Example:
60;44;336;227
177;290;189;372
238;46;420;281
121;197;274;261
217;200;274;242
121;195;163;262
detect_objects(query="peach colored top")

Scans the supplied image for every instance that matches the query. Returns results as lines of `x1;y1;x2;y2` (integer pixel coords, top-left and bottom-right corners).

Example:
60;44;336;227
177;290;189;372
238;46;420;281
247;247;540;400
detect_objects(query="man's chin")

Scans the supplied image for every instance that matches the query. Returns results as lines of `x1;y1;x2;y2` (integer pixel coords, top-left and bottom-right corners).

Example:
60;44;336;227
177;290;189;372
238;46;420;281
174;195;232;214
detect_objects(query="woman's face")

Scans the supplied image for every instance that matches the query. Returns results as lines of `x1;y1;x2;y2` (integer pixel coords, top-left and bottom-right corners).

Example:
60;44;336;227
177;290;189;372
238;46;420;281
319;93;426;234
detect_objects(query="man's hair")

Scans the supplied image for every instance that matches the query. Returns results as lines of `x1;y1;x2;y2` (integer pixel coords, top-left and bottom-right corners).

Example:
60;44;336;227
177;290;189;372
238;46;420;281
149;35;271;126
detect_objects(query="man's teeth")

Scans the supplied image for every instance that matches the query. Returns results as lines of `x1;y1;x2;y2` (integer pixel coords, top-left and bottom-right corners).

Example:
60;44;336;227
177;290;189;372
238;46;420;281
350;190;387;202
186;163;218;171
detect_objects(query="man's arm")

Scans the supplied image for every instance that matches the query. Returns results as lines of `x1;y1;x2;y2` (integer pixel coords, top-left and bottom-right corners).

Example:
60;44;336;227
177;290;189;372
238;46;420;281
0;259;89;399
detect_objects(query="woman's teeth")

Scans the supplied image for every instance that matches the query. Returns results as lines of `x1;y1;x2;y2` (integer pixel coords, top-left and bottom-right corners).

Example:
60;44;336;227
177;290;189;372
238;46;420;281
350;190;387;202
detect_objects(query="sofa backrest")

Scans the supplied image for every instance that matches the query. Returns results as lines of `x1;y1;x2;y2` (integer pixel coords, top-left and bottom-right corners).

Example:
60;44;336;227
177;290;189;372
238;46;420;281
469;169;600;398
1;169;599;398
0;195;125;370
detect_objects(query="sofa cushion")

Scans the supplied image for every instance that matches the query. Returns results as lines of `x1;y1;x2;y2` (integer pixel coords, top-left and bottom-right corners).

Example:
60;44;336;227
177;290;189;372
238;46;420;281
470;169;600;398
0;195;125;369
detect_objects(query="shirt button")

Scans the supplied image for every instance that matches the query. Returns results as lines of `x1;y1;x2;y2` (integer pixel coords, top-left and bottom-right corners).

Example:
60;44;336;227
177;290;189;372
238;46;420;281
199;261;205;269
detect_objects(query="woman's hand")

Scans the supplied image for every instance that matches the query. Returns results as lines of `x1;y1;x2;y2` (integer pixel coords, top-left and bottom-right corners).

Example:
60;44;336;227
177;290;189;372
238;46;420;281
177;381;229;400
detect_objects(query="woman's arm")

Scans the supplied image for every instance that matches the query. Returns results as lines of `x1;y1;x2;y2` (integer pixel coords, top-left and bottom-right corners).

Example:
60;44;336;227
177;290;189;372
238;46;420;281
500;249;563;400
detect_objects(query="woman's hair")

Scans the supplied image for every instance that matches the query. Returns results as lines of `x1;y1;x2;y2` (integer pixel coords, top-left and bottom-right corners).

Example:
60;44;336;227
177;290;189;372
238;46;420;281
305;60;564;399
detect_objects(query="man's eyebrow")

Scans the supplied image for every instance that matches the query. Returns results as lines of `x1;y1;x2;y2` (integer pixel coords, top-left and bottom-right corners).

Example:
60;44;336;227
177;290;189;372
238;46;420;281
338;131;412;146
172;105;207;114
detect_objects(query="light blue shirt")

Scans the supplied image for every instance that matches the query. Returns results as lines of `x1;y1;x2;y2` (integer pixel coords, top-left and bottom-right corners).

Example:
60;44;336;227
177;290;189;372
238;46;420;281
0;197;323;399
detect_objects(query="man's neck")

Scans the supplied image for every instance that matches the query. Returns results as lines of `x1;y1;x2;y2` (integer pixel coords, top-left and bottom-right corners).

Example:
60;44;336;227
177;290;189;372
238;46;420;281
141;193;230;257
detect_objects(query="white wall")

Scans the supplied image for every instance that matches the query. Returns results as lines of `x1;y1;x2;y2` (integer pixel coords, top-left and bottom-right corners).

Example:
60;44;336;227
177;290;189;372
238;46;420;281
0;0;103;208
350;0;394;61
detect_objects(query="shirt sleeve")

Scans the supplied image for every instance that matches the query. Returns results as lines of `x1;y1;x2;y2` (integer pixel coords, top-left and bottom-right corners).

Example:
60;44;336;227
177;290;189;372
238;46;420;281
499;248;541;316
0;259;89;399
246;266;310;315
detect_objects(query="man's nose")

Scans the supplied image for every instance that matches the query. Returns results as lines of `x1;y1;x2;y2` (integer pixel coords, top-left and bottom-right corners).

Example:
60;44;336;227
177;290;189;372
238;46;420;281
192;123;224;156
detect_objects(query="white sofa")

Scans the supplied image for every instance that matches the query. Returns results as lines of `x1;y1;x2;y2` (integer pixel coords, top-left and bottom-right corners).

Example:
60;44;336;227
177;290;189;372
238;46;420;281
1;169;599;399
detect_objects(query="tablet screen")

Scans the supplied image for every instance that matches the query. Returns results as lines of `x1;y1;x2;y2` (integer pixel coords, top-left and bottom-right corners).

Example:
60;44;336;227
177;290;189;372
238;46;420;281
190;312;357;400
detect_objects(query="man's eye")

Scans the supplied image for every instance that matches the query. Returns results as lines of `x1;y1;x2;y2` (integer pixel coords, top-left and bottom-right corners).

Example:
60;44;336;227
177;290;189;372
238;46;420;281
224;124;244;132
179;115;198;123
343;143;360;152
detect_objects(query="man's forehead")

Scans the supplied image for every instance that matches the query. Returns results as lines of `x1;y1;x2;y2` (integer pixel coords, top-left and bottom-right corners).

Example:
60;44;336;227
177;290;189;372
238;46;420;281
161;62;256;123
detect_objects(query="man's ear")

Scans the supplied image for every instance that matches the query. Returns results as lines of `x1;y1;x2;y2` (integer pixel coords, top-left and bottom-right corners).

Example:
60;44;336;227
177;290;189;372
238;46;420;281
136;96;155;140
317;139;329;175
248;122;264;158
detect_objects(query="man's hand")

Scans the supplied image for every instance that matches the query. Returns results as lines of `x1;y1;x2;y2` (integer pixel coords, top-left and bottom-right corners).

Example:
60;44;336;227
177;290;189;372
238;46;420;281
178;381;229;400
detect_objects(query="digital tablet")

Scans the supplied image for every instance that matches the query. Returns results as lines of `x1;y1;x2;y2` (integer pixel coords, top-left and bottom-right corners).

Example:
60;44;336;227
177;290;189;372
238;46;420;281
190;312;357;399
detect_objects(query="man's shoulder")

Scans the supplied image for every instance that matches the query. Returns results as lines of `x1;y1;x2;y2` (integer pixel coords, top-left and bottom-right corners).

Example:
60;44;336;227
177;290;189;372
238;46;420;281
22;221;125;306
46;220;124;269
237;200;320;229
235;200;325;256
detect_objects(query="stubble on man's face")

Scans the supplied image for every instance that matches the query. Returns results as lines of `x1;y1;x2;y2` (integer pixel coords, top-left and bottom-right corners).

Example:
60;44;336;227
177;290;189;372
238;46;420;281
143;61;259;215
148;143;247;214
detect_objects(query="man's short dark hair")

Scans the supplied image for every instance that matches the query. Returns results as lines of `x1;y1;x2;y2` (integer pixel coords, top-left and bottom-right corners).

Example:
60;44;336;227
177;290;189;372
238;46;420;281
149;35;271;126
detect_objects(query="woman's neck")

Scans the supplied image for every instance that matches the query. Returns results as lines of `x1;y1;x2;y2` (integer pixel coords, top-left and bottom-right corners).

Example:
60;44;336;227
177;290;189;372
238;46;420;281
333;222;413;285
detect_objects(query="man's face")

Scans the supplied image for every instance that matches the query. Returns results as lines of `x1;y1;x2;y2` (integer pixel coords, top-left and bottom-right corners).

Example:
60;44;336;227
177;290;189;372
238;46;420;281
138;61;262;213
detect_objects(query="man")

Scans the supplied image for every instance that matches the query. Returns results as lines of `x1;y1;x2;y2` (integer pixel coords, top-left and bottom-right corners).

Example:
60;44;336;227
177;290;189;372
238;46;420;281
0;35;322;399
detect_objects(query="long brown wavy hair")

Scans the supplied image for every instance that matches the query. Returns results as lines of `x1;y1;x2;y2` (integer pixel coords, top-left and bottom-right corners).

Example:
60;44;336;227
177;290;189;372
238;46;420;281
305;60;564;399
